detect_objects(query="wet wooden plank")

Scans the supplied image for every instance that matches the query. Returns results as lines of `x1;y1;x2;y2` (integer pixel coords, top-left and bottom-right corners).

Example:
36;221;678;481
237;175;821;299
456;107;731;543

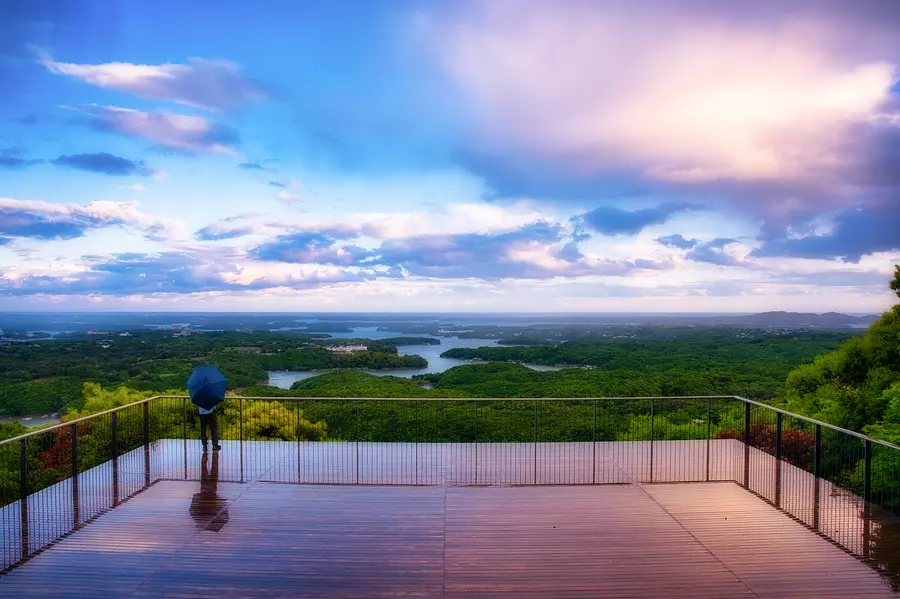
2;480;896;598
644;483;896;599
443;485;755;599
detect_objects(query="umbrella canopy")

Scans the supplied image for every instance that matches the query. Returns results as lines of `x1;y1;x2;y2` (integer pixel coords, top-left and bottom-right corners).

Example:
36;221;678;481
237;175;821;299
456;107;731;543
187;366;227;411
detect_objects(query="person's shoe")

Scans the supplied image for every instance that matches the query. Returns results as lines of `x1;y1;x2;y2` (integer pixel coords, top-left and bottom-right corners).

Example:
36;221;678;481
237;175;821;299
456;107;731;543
212;445;222;451
201;444;208;451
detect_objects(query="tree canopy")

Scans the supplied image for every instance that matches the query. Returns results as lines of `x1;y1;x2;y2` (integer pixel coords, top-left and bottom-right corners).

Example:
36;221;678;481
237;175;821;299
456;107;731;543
778;270;900;441
891;264;900;299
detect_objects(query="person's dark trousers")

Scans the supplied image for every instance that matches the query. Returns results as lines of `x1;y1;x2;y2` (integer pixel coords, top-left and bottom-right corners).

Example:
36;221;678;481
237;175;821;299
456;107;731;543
199;413;219;448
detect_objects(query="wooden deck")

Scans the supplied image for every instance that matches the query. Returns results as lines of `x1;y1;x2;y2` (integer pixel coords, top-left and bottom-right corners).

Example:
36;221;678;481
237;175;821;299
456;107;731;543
1;477;897;596
1;440;898;598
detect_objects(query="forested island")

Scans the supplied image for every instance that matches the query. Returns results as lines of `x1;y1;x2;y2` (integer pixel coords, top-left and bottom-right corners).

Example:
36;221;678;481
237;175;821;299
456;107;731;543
440;329;853;388
0;331;426;415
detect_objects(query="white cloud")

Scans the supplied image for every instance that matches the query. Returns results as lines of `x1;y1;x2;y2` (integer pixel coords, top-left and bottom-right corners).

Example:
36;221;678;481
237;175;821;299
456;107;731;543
1;259;89;281
277;190;305;206
127;184;147;192
343;202;551;239
74;105;237;154
40;53;265;111
0;197;174;240
217;262;354;288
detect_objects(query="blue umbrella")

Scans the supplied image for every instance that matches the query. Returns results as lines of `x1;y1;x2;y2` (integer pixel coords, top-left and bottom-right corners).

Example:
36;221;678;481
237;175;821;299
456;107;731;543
187;366;227;411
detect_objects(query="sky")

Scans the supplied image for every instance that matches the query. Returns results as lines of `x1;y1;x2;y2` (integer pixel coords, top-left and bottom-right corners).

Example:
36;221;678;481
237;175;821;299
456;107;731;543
1;0;898;313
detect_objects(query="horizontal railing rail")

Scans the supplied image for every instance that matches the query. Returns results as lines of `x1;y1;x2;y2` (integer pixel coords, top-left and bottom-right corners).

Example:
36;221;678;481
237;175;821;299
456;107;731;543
736;396;900;449
0;396;158;446
1;393;898;585
2;394;898;451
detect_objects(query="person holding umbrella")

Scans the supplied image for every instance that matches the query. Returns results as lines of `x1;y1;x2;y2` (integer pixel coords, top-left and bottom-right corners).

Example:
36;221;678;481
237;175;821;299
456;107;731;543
187;365;227;452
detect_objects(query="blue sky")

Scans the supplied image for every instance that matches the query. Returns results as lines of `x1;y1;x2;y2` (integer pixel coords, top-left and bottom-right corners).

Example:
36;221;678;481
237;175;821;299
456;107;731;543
1;0;898;312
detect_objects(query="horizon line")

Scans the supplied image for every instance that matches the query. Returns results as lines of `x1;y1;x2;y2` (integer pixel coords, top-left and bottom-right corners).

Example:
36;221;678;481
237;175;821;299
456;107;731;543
0;310;881;316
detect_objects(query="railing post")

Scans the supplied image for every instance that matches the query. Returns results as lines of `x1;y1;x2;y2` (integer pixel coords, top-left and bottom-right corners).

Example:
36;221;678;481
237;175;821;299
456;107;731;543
143;402;150;445
111;411;118;460
744;401;751;440
182;398;187;479
474;400;478;485
415;401;419;486
775;413;782;461
864;439;873;558
143;402;151;488
814;424;821;478
111;411;119;506
813;424;821;530
355;399;360;485
864;439;872;505
592;400;597;485
706;398;711;482
19;438;28;561
297;400;303;483
743;401;751;487
71;423;79;528
533;400;538;485
19;438;27;501
775;412;782;508
864;510;872;560
239;397;244;482
649;399;654;483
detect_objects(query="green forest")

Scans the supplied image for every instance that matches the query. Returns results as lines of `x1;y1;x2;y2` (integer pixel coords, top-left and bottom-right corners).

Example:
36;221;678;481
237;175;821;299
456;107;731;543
0;327;854;418
0;331;426;415
0;267;898;451
438;330;854;400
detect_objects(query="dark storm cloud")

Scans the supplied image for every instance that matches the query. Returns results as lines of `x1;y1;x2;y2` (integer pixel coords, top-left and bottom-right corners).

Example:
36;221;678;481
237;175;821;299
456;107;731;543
686;238;742;266
752;202;900;262
656;234;698;249
52;153;155;176
577;203;703;236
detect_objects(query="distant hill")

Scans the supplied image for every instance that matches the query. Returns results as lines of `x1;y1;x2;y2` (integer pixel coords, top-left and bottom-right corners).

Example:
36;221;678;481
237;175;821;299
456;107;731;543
710;311;877;329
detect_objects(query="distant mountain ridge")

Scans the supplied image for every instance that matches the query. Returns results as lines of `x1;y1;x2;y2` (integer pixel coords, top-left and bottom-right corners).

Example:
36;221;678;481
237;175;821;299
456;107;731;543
710;311;876;329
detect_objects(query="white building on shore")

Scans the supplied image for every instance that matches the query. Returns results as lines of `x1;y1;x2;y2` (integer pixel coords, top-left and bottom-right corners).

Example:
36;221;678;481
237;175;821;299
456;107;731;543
327;344;368;355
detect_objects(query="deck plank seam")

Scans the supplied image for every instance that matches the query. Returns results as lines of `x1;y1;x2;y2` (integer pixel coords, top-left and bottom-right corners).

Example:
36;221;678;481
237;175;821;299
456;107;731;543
634;480;763;599
738;482;894;589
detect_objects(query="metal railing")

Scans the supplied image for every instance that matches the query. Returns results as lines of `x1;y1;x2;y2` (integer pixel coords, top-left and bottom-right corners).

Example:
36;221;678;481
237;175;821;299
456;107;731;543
1;394;899;580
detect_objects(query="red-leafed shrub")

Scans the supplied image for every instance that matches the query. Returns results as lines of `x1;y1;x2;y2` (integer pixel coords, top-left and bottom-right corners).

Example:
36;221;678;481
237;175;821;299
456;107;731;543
781;428;815;469
715;428;742;440
716;423;814;469
38;422;94;470
39;428;73;470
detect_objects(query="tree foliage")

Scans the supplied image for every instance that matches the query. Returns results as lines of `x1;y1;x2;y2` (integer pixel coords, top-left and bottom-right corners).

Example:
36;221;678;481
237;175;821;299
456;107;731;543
774;271;900;445
0;378;84;415
437;330;855;401
0;331;427;415
779;307;900;436
891;264;900;299
64;383;157;420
